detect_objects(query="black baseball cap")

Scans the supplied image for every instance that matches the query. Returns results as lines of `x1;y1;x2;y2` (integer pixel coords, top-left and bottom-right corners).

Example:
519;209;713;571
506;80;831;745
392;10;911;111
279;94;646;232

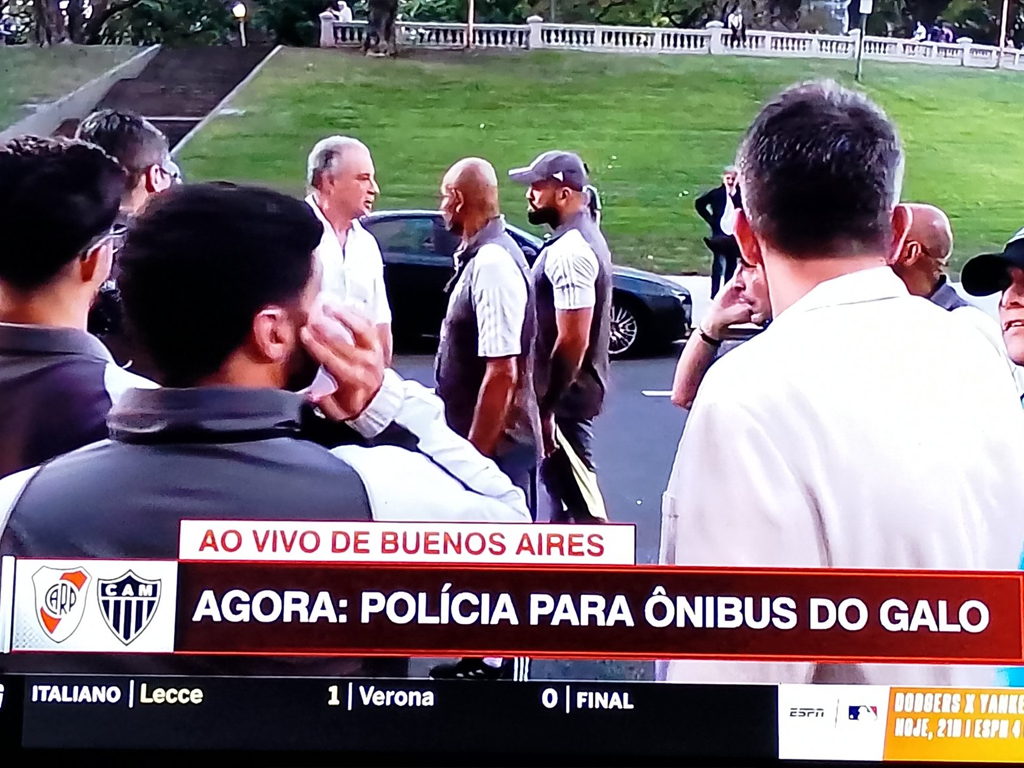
508;150;590;191
961;227;1024;296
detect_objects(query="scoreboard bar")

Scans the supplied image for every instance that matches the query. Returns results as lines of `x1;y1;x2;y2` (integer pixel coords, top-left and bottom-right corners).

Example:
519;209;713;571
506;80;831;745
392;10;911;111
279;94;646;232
9;676;778;758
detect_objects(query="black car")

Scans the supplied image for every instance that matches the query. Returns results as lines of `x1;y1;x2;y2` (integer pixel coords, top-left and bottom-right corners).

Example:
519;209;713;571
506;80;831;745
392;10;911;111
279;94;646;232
362;210;692;357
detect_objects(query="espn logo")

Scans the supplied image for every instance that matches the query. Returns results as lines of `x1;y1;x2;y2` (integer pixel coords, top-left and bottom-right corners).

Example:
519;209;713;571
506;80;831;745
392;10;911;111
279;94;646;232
789;707;825;718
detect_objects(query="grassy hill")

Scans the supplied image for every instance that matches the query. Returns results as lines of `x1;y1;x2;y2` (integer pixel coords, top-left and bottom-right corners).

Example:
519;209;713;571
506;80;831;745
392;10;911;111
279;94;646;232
178;47;1024;274
0;45;138;130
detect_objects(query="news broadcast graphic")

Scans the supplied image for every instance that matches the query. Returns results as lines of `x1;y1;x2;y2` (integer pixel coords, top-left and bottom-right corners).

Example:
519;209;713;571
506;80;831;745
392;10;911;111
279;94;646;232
173;563;1022;661
4;556;1023;663
882;688;1024;762
177;520;636;565
10;676;779;757
777;684;892;761
6;559;178;654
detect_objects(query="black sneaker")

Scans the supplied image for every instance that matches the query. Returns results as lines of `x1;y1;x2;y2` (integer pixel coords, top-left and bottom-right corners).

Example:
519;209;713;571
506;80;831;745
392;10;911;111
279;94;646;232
428;657;530;680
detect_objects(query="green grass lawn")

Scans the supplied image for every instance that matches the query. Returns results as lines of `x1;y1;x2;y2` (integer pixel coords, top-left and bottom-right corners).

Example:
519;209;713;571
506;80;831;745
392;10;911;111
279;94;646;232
179;47;1024;275
0;45;139;130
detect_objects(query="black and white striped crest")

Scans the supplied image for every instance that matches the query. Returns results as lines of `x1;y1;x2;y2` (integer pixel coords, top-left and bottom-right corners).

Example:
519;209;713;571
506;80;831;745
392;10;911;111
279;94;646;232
98;571;161;645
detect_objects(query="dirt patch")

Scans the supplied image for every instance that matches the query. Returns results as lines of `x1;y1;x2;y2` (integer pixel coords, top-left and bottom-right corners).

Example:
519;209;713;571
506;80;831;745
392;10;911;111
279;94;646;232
89;45;273;149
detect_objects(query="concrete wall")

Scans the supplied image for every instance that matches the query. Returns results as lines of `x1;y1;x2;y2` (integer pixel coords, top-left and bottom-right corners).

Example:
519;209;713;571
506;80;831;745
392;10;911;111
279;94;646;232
0;45;161;143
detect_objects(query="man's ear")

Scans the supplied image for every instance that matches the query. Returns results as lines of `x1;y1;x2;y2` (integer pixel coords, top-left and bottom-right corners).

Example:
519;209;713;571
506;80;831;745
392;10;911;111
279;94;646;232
252;307;297;365
890;204;913;266
735;211;762;267
79;241;113;287
145;164;171;195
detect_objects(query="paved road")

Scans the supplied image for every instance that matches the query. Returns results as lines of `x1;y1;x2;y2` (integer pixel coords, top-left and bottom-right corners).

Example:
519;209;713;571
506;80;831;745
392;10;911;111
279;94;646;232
396;275;1005;679
391;348;686;565
394;346;684;681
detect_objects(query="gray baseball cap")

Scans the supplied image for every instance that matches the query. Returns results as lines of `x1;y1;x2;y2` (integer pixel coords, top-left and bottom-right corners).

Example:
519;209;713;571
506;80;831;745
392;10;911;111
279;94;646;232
508;150;590;191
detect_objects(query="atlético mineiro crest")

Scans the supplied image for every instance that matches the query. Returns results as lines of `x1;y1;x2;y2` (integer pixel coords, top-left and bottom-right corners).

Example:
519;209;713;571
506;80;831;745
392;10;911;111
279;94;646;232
32;567;91;643
98;571;161;645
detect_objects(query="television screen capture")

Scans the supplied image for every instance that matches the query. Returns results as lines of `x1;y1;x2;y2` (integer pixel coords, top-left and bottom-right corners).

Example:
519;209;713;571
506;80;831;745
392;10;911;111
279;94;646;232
2;1;1024;762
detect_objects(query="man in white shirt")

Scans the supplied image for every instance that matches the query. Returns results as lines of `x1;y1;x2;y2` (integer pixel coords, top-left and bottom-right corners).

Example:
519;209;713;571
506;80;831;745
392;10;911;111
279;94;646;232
305;136;393;365
661;80;1024;686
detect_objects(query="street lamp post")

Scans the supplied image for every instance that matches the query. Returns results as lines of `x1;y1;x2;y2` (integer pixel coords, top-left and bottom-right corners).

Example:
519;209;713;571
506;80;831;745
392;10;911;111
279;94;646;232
855;0;872;82
467;0;475;49
232;2;247;47
998;0;1010;67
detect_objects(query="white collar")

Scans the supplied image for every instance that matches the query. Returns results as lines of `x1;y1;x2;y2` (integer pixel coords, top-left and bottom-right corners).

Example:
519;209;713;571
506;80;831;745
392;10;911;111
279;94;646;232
306;193;361;237
779;266;908;320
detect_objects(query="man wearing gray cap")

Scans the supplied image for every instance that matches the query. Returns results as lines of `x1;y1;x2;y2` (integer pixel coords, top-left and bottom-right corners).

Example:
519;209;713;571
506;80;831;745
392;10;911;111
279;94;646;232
509;150;612;523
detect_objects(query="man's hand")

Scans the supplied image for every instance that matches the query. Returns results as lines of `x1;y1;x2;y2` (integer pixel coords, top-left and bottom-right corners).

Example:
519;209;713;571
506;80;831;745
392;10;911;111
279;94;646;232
540;411;557;458
702;276;754;338
300;303;385;422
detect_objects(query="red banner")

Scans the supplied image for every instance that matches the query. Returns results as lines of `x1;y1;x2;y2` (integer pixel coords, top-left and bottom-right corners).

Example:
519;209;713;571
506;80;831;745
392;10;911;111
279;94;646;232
173;563;1024;662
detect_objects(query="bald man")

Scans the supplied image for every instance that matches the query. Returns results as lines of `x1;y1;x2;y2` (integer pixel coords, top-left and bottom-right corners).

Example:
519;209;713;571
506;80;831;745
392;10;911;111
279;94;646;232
893;203;1024;396
434;158;541;509
430;158;539;683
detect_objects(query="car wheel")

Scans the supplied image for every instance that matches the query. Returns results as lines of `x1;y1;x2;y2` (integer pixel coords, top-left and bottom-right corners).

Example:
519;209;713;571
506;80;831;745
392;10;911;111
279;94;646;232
609;298;643;357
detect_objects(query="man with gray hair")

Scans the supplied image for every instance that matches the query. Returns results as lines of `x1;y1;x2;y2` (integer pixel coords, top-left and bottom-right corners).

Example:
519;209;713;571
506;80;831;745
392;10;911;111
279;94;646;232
661;80;1024;686
306;136;392;365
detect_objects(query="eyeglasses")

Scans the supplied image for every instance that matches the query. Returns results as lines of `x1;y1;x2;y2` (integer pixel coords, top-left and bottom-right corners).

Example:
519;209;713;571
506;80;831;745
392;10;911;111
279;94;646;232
79;222;128;258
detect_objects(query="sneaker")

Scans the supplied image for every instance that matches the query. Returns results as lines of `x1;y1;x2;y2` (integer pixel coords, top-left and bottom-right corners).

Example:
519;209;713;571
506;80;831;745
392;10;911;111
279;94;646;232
429;657;530;680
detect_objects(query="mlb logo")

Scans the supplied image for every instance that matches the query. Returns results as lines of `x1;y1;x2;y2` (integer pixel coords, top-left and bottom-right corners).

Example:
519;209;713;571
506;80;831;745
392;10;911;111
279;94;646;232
98;571;161;645
32;566;91;643
849;705;878;721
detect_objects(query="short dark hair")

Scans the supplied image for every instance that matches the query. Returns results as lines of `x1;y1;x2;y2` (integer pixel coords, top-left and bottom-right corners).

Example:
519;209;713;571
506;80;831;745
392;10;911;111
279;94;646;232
75;109;169;183
118;183;322;386
0;135;126;291
736;80;904;257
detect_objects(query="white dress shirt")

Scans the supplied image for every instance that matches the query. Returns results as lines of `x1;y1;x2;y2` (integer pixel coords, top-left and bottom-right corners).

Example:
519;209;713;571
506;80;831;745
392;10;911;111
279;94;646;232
720;191;738;237
306;195;392;326
660;267;1024;686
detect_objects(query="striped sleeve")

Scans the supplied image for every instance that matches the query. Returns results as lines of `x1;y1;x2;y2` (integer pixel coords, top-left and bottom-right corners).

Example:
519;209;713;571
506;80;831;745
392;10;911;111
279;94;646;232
471;244;527;358
544;230;599;310
331;375;530;522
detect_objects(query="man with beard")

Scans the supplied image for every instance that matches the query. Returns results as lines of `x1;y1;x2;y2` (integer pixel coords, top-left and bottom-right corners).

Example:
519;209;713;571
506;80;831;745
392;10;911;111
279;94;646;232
0;183;529;676
75;109;178;381
428;158;538;682
508;150;612;523
306;136;393;366
0;135;157;479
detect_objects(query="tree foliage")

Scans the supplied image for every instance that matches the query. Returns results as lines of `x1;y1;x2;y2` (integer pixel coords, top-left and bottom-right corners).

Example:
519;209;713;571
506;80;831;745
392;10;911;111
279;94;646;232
4;0;1019;46
98;0;234;44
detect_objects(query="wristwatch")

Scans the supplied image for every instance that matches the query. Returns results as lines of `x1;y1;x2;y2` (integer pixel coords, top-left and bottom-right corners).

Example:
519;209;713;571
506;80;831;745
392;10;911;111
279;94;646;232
699;325;722;348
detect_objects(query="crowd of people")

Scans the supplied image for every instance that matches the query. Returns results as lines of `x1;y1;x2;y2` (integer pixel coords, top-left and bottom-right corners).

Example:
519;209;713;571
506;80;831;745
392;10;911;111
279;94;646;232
2;78;1024;687
665;79;1024;687
0;109;616;681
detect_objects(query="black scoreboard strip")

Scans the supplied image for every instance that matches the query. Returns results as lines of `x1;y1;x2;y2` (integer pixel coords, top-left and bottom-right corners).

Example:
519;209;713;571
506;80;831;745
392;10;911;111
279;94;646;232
0;675;778;764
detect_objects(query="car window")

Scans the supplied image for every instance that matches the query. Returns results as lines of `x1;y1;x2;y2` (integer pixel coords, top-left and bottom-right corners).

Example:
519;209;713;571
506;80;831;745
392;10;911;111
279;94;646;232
364;218;458;259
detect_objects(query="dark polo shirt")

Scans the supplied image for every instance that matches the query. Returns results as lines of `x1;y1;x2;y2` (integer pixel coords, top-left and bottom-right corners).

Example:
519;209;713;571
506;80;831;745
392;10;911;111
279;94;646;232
0;323;155;478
